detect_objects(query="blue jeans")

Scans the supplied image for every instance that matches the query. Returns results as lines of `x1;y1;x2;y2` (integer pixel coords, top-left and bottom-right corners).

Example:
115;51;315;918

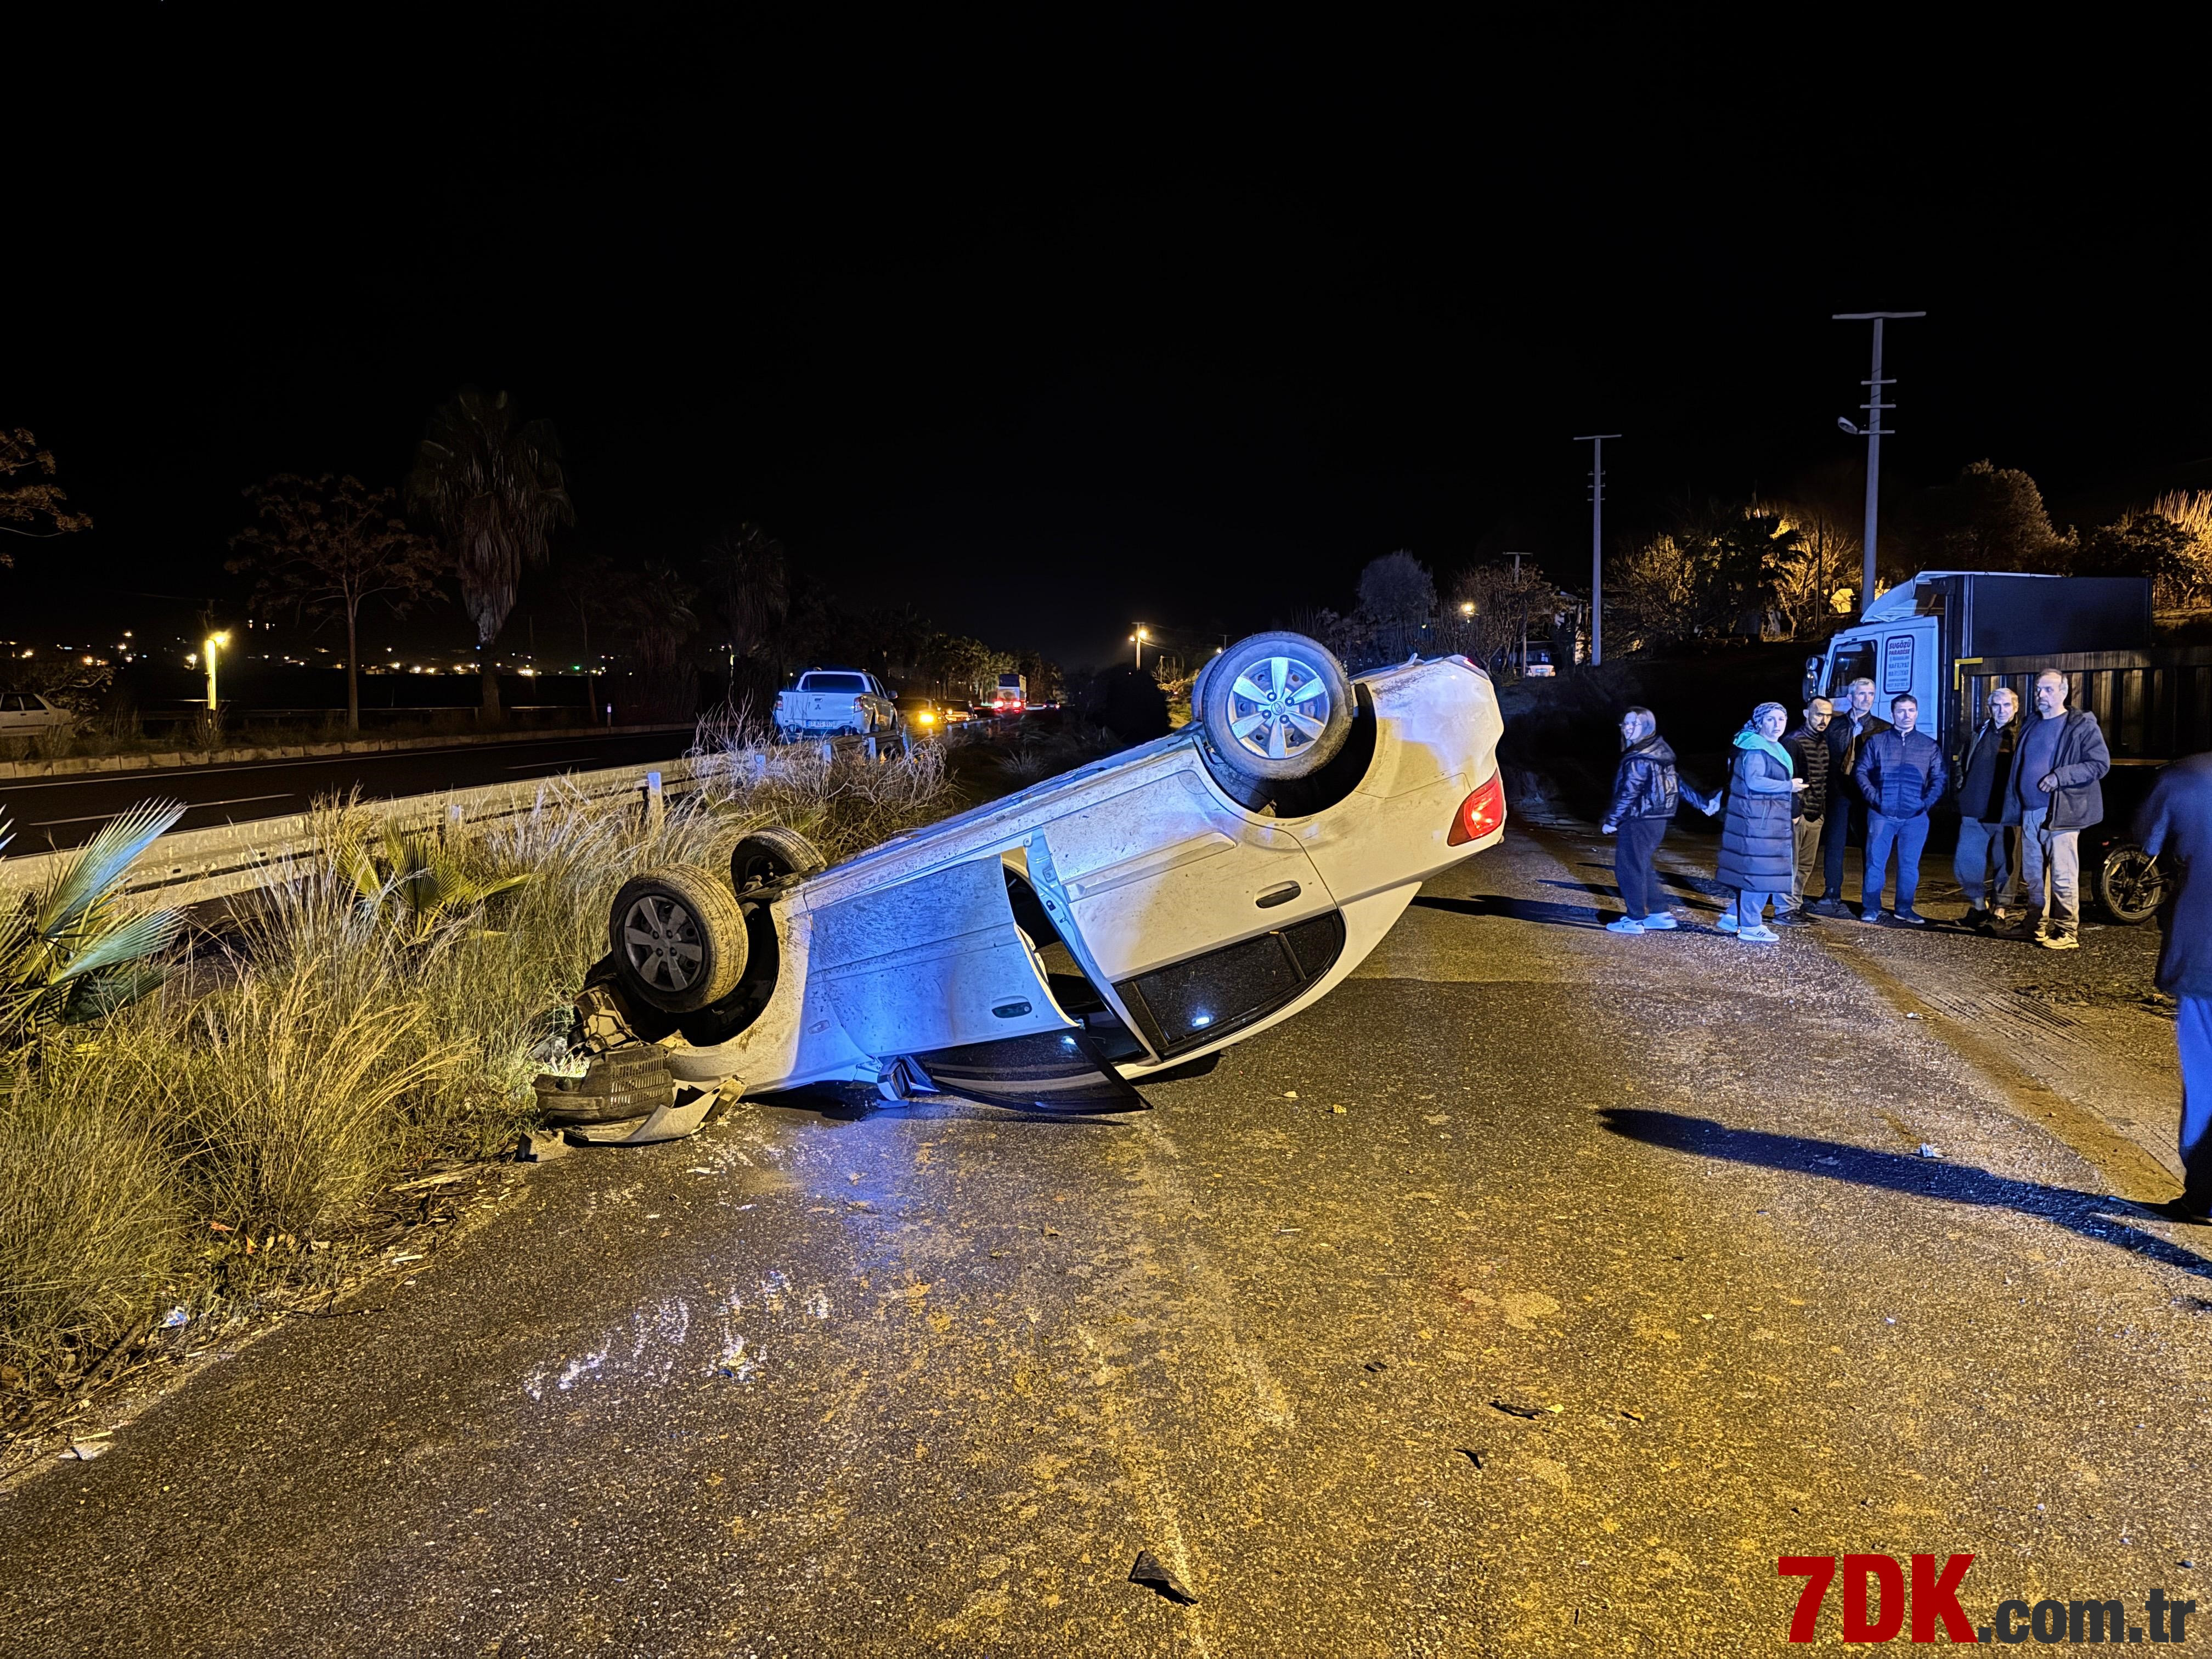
1953;816;2017;910
2181;997;2212;1209
1863;811;1930;915
1736;890;1776;928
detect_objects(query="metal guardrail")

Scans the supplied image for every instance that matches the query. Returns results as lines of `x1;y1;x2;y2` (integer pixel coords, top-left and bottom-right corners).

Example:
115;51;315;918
0;725;967;911
0;757;710;911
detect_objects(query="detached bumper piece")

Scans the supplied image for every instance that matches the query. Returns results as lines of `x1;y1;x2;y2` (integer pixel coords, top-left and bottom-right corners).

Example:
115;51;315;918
907;1029;1151;1116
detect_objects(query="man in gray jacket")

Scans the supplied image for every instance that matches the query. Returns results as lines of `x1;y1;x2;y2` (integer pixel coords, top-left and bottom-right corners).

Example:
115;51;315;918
2000;669;2112;951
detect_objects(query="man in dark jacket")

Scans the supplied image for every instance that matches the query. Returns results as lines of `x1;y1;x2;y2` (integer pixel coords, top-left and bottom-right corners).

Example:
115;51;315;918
1815;677;1891;915
1854;693;1948;926
2133;753;2212;1221
2000;669;2112;950
1953;684;2021;930
1600;706;1720;934
1782;697;1833;916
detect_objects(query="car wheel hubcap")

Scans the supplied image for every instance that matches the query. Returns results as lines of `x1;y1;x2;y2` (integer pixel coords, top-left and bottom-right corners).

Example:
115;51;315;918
1226;654;1330;762
622;895;706;990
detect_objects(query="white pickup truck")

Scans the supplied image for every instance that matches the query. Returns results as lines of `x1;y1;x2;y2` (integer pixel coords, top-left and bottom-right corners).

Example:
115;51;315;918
772;670;901;741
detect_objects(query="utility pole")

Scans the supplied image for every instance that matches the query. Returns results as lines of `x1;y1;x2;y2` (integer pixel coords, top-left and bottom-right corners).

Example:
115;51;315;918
1573;436;1620;665
1833;311;1926;610
1507;551;1530;676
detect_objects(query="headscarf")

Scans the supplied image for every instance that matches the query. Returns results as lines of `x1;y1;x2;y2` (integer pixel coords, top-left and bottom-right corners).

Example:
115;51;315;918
1734;703;1796;774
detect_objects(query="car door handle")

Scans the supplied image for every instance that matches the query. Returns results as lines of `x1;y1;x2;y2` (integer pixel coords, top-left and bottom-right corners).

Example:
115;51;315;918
1255;881;1302;909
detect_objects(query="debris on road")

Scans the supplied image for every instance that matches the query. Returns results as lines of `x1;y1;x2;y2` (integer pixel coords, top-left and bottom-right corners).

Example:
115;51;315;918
1489;1398;1549;1419
1363;1359;1389;1373
1130;1550;1197;1605
157;1307;189;1329
1456;1448;1484;1469
515;1129;573;1163
63;1438;112;1462
1918;1144;1944;1159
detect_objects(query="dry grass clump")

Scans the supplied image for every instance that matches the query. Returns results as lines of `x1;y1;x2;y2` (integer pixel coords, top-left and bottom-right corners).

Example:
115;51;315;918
687;717;958;859
0;1062;178;1386
2;741;968;1409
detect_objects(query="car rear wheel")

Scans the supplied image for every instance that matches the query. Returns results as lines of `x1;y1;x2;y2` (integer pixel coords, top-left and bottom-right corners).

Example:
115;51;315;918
1199;630;1353;783
608;866;749;1014
730;826;827;895
2095;841;2165;925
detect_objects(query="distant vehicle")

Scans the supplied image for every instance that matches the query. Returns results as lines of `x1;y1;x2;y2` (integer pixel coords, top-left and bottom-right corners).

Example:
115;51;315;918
0;691;75;738
774;670;900;741
1804;571;2212;922
939;701;977;725
593;631;1506;1114
1521;650;1556;679
989;673;1027;715
895;696;945;731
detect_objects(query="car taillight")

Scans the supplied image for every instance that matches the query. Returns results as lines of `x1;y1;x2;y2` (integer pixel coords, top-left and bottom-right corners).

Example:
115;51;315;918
1447;771;1508;845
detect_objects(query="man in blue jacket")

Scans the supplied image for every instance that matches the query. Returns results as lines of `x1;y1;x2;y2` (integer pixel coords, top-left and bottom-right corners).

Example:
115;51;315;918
2133;753;2212;1222
2000;669;2112;951
1853;693;1948;926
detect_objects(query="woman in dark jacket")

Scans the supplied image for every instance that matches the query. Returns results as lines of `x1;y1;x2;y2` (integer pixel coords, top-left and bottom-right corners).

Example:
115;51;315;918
1714;701;1804;943
1601;707;1719;934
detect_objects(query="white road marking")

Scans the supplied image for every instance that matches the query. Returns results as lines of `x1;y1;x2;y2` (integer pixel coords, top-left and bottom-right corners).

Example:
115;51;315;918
32;792;295;826
502;757;597;769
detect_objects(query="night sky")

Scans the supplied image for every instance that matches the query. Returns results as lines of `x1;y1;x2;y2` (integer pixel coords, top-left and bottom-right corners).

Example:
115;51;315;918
13;16;2203;670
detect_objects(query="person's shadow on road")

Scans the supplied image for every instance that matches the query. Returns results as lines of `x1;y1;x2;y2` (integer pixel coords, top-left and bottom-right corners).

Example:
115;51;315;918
1413;893;1605;929
1599;1108;2212;1279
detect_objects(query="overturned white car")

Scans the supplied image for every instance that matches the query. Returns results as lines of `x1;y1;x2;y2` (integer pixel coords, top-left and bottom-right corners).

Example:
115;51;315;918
593;631;1505;1114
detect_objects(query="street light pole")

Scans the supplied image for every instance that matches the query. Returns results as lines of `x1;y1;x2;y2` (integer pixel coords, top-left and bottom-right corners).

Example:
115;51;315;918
1573;436;1620;665
1131;627;1149;669
204;631;228;711
1833;311;1926;610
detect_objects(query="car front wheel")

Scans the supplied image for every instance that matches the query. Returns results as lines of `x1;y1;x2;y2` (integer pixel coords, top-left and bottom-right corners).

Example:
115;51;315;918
608;865;749;1013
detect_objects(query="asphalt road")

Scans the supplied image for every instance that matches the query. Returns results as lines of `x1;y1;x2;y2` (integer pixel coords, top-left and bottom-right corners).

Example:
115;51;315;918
3;825;2205;1655
0;730;697;853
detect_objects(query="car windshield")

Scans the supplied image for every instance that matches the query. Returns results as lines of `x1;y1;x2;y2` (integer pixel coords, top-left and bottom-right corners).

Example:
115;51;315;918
800;673;866;693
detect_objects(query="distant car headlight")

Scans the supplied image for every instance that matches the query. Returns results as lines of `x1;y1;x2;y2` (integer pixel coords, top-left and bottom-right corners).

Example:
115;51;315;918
918;711;935;724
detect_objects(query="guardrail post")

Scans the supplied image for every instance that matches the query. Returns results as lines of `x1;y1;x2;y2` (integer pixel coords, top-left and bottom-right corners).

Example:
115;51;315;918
443;802;465;844
641;769;665;832
748;751;768;789
818;740;833;765
863;734;878;763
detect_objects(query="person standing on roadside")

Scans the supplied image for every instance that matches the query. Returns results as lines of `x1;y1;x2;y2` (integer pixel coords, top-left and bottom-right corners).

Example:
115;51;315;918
1783;697;1834;917
1815;677;1890;916
2001;669;2111;951
1853;693;1949;926
2133;753;2212;1222
1714;701;1804;944
1955;684;2022;930
1600;706;1720;935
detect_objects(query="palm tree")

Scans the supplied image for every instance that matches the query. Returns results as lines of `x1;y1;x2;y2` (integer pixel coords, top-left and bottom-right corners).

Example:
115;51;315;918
2;802;188;1058
405;388;575;725
699;524;789;699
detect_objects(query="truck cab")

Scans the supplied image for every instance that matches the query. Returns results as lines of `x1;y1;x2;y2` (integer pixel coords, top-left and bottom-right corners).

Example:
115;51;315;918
1803;572;2152;763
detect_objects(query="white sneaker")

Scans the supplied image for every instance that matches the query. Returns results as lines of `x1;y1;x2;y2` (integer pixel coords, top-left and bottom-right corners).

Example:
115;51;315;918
1605;916;1646;934
1641;913;1679;931
1715;912;1739;934
1739;925;1781;944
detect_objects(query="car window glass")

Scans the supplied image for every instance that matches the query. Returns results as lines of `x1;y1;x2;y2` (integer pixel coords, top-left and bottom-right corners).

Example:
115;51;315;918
801;673;866;693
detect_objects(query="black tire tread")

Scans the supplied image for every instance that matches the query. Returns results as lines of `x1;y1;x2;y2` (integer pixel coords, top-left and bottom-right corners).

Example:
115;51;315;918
607;865;749;1014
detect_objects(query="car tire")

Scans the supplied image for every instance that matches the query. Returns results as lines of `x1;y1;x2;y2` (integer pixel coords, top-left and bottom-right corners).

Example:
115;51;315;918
608;866;749;1014
730;826;828;895
1199;630;1354;782
2095;840;2165;925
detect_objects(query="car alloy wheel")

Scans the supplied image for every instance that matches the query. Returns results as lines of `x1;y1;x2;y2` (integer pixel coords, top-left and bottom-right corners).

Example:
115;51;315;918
607;866;748;1014
1199;630;1353;783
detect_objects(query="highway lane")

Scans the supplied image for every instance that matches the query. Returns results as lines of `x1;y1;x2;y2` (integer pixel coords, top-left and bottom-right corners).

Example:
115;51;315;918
0;729;698;853
4;829;2204;1654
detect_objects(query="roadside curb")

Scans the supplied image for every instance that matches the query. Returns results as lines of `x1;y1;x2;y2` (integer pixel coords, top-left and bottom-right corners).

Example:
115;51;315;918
0;722;695;782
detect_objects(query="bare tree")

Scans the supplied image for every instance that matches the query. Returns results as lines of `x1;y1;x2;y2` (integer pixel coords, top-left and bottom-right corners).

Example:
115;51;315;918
0;428;93;563
228;475;444;730
1449;561;1560;674
405;388;575;724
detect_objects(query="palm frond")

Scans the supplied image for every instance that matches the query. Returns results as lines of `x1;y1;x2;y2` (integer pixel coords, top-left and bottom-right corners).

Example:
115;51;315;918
37;800;187;934
46;907;184;984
